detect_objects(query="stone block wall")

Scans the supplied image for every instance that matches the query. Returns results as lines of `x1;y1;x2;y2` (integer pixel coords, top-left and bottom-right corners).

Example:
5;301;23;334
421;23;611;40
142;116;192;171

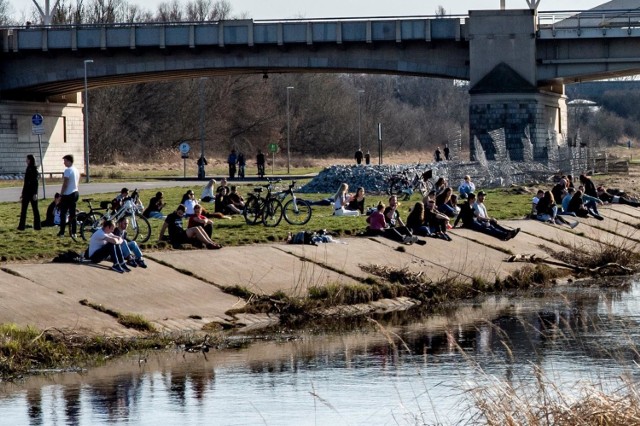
0;99;84;176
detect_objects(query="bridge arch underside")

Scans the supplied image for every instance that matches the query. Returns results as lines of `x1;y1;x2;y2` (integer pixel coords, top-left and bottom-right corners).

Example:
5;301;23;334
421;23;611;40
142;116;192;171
2;41;469;100
537;38;640;85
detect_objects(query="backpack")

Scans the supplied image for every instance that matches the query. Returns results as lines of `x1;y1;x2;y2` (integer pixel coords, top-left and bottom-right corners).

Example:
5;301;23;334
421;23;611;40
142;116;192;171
288;231;316;245
52;250;84;263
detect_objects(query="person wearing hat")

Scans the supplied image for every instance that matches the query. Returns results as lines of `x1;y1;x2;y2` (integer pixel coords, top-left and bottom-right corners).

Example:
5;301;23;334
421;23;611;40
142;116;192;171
143;191;166;219
57;154;80;237
453;191;519;241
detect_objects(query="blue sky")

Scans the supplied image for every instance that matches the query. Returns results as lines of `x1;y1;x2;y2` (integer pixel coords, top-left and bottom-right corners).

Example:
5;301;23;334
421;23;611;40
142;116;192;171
13;0;608;21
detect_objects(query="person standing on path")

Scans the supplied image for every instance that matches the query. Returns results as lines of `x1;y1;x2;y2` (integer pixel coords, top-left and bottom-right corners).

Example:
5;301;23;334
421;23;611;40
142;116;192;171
443;144;450;161
435;147;442;162
364;151;371;165
227;149;238;179
355;149;363;165
17;154;41;231
256;150;265;178
57;154;80;237
237;152;246;179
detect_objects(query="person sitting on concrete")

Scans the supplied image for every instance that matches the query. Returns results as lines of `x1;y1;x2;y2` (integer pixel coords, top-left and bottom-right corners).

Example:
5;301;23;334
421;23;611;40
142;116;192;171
551;178;568;209
384;195;419;244
448;194;461;215
436;187;457;218
41;193;64;227
530;189;544;218
87;219;129;273
568;190;604;220
434;177;447;196
188;204;214;237
579;174;598;198
333;183;360;216
405;202;432;237
597;185;640;207
114;216;148;268
536;191;578;228
453;192;518;241
143;191;166;219
346;187;366;214
159;204;222;249
366;201;422;245
458;175;476;199
424;197;452;241
201;179;216;203
560;188;578;217
474;191;521;238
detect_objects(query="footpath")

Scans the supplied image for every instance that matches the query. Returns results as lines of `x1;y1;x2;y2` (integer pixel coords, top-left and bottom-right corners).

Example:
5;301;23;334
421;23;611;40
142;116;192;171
1;204;639;337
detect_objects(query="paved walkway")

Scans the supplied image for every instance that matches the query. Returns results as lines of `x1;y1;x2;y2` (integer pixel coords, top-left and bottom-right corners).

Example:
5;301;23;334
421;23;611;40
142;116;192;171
1;204;638;336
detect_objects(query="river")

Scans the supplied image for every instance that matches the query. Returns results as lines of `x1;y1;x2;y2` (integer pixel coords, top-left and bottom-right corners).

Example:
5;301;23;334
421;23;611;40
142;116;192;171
1;279;639;425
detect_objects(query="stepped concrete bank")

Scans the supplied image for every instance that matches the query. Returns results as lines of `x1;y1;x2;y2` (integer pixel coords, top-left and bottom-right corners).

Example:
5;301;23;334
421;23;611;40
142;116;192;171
2;204;639;337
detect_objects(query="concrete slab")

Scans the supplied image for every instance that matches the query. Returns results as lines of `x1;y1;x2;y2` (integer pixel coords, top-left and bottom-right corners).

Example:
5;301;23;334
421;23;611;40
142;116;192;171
514;219;597;250
600;205;640;227
278;237;454;282
7;260;243;335
149;245;359;297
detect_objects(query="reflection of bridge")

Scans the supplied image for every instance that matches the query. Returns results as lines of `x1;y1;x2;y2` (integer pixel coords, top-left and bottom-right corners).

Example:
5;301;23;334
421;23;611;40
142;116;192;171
2;3;640;172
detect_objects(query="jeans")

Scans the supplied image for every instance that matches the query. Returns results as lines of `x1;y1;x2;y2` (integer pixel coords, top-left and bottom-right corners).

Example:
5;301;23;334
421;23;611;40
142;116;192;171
58;191;79;235
121;241;143;260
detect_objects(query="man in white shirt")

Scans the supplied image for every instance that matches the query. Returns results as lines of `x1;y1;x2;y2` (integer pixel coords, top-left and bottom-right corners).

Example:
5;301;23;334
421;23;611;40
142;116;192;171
472;191;519;240
57;154;80;237
88;220;129;273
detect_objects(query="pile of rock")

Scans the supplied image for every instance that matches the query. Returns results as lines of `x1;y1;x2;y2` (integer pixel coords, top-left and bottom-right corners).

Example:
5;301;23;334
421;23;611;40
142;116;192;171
298;161;554;194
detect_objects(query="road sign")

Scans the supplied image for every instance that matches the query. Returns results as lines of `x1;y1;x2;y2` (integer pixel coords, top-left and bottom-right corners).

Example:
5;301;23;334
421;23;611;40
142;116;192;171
179;142;190;158
268;143;278;153
32;113;45;135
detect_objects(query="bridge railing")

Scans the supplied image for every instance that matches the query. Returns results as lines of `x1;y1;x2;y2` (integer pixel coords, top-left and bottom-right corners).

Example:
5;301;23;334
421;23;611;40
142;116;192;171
538;9;640;37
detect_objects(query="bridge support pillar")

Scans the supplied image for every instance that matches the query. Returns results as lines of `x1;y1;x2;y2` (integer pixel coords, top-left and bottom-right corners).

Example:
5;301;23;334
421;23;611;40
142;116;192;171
468;9;567;162
0;97;84;177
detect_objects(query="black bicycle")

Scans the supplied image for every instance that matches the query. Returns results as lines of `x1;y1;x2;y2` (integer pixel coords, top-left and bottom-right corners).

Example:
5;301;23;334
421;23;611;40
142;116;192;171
275;181;312;225
243;179;283;227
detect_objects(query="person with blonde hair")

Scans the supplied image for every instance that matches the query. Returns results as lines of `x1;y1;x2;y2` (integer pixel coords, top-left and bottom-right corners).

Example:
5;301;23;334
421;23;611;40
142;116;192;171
333;183;360;216
201;179;216;202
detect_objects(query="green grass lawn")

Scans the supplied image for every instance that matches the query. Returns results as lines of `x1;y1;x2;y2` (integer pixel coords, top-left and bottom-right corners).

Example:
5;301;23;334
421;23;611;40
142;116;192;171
2;181;533;262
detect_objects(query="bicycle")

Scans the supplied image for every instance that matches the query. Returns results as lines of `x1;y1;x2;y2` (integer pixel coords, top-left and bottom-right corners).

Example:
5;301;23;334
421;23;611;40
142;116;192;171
80;189;152;242
387;168;433;201
73;198;111;242
274;181;312;225
243;178;284;227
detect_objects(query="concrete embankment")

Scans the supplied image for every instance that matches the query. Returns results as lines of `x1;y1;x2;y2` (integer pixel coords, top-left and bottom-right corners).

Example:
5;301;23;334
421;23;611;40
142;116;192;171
1;204;639;336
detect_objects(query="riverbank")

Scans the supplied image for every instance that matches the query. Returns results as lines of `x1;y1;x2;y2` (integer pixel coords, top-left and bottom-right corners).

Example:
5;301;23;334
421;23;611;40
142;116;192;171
2;203;638;338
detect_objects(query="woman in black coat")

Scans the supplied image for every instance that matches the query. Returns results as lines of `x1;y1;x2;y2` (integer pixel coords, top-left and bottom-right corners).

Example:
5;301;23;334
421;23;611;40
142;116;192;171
18;154;41;231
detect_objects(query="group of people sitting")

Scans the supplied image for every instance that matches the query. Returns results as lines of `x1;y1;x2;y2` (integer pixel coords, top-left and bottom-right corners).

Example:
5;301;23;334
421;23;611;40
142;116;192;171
530;173;639;227
361;174;519;245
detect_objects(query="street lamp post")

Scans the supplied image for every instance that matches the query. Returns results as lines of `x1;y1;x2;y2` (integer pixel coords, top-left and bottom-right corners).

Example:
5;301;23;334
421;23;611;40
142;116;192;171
83;59;93;183
357;89;365;151
199;77;206;168
286;86;294;174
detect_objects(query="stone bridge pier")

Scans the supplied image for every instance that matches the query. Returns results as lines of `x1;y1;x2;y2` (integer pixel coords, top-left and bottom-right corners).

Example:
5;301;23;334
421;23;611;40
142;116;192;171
468;9;566;162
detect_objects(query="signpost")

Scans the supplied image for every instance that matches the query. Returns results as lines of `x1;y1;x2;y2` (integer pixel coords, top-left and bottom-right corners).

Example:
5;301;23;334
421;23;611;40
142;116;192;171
31;113;46;199
179;142;191;179
268;143;278;175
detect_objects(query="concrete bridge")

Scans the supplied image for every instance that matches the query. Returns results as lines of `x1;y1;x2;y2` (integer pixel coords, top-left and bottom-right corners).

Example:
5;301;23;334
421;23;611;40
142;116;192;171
1;2;640;174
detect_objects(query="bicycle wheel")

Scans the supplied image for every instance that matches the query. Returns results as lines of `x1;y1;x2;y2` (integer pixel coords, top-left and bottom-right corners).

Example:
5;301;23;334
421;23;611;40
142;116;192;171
283;198;312;225
262;199;283;227
80;214;102;241
387;181;403;196
129;213;152;243
243;196;263;225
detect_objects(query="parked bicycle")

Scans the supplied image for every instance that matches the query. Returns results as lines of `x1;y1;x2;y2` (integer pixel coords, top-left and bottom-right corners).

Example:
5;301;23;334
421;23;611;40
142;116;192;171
243;179;283;227
274;181;312;225
387;168;433;201
71;198;111;242
80;189;152;242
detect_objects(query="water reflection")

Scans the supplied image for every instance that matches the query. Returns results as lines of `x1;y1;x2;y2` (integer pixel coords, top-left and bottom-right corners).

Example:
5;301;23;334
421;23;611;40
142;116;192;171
3;281;640;425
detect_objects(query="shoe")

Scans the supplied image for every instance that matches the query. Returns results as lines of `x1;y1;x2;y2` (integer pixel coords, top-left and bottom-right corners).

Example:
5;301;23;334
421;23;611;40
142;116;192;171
17;227;25;231
207;243;222;250
57;233;65;237
34;227;41;231
127;259;138;268
570;222;579;229
444;234;453;241
111;265;125;274
512;228;520;238
71;234;77;239
136;259;148;268
415;240;427;246
120;263;132;272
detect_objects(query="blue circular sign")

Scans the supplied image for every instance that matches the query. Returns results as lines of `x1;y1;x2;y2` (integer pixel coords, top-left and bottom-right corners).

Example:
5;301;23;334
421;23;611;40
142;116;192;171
32;113;43;126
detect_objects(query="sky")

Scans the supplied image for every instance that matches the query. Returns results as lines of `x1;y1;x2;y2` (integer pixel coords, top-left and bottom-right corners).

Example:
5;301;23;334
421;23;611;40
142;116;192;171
12;0;609;21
